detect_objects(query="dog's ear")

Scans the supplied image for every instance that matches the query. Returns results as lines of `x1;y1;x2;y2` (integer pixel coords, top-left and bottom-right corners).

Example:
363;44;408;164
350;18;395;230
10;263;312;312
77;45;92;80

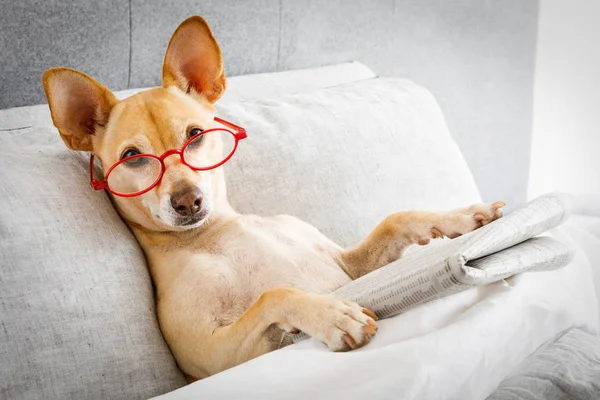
43;68;118;152
162;16;226;104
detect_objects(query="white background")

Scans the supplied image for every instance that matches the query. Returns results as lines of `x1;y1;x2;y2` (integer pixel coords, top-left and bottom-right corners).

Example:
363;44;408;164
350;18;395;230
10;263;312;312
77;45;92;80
529;0;600;199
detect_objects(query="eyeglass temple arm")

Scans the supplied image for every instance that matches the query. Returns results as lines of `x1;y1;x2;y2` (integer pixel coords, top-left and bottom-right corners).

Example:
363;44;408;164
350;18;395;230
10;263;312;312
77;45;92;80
89;154;107;190
214;116;247;139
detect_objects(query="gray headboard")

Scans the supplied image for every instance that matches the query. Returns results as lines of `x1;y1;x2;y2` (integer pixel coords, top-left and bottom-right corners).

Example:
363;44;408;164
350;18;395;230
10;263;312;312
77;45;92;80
0;0;538;207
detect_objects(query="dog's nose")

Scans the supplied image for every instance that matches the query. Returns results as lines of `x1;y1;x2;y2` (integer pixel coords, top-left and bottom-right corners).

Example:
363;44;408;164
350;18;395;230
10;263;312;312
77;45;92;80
170;187;203;216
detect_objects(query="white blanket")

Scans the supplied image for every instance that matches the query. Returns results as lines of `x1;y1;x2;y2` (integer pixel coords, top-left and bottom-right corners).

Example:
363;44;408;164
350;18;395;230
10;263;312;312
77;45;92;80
154;198;600;400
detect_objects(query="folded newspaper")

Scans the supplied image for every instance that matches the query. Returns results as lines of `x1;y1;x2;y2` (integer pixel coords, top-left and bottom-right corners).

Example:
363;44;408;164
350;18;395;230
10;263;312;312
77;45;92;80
292;192;574;342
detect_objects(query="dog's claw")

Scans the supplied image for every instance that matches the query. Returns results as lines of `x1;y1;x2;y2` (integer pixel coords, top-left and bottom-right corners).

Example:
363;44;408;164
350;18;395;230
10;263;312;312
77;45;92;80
362;324;377;336
491;201;506;209
474;212;487;222
362;308;378;320
366;319;378;330
431;227;443;239
342;334;357;349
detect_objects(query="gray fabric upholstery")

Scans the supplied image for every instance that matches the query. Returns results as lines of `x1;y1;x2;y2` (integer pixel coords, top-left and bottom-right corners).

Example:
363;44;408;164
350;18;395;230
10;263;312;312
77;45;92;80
487;328;600;400
0;0;129;108
0;129;187;399
386;1;538;210
0;0;539;208
130;0;281;88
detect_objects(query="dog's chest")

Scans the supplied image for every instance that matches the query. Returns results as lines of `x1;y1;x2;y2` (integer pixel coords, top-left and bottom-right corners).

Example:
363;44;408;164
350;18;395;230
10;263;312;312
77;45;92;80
226;216;349;289
187;215;351;324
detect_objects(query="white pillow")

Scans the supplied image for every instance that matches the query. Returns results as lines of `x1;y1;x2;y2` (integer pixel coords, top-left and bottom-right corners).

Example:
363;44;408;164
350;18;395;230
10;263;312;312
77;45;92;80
220;77;482;247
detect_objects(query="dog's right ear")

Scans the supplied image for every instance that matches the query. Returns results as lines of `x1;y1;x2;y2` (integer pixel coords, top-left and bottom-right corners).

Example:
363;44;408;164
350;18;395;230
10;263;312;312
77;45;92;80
162;16;226;104
43;68;118;151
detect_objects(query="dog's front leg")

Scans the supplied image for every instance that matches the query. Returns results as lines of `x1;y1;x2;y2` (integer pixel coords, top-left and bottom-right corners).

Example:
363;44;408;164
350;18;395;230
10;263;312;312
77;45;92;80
340;202;505;278
199;287;377;375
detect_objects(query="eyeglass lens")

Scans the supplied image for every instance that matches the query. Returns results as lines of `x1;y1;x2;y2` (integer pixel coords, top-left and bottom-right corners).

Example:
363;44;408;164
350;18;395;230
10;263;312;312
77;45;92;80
106;129;237;195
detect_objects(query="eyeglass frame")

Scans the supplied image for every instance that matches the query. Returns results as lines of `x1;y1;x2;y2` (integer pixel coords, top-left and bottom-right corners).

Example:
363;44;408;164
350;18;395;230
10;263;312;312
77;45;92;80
89;116;247;198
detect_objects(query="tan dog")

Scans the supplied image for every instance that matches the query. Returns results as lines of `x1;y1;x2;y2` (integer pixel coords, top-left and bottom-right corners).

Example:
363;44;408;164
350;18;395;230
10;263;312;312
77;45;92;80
43;16;504;380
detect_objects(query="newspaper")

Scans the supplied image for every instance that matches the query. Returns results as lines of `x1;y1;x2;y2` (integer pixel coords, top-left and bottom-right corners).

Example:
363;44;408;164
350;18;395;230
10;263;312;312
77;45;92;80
292;192;574;342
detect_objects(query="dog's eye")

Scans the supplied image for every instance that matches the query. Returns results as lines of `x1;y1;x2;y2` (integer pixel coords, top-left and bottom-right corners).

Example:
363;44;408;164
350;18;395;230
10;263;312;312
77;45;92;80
187;128;205;149
120;149;149;167
189;128;204;138
121;149;140;160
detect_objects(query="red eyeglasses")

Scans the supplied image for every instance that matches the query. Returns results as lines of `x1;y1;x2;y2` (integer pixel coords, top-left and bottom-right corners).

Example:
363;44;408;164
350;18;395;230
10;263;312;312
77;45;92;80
90;116;247;197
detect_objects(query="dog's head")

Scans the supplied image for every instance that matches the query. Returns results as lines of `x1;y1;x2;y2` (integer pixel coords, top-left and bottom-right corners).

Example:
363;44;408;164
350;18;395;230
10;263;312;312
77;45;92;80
43;17;230;232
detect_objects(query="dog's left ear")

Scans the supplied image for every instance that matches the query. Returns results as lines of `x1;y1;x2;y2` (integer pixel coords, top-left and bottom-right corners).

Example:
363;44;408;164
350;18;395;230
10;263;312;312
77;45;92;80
162;16;226;104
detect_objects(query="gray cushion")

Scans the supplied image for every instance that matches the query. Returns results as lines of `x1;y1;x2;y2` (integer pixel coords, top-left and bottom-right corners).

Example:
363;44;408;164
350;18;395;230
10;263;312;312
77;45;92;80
0;129;187;399
487;328;600;400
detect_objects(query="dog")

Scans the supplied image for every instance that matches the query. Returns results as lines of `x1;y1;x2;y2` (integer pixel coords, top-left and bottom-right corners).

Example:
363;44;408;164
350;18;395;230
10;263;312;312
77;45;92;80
43;16;504;380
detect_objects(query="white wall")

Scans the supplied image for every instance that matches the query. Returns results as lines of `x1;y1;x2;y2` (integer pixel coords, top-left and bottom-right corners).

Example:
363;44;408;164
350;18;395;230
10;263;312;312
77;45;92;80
529;0;600;199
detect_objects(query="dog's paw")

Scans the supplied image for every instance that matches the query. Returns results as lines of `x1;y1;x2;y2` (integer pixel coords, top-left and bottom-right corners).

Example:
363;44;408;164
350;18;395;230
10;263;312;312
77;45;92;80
300;295;378;351
431;201;505;239
469;201;505;227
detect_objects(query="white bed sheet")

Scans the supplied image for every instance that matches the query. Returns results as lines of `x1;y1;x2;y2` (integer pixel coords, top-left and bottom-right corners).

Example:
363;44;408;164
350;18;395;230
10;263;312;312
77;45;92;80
154;200;600;400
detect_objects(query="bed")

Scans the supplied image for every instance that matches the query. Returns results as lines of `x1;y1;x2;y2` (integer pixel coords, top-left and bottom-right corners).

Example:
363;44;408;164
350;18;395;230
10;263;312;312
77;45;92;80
2;2;599;400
